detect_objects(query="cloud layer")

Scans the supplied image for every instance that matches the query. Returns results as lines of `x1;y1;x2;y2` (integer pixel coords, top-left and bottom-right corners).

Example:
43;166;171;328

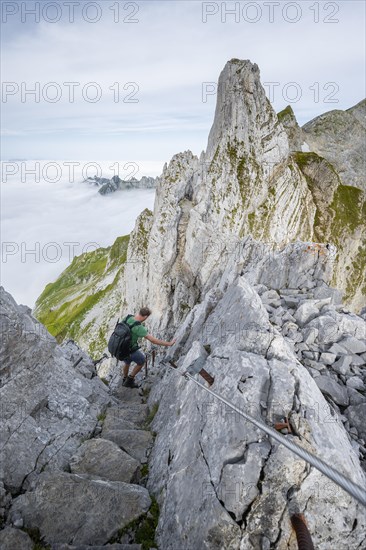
1;161;157;307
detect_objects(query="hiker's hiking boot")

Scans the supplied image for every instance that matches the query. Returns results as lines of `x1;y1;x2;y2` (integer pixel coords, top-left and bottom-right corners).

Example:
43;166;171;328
124;375;139;389
122;376;127;386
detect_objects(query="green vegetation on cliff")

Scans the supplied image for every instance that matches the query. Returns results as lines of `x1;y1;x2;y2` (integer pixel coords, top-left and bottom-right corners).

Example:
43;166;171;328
34;235;130;346
277;105;294;122
293;151;366;303
293;151;365;239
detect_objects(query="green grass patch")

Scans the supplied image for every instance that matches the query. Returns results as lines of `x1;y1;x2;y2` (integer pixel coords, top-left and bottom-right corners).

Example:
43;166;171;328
22;528;51;550
111;497;160;550
277;105;294;122
144;402;159;427
330;184;365;234
135;497;160;550
97;411;107;422
33;233;131;349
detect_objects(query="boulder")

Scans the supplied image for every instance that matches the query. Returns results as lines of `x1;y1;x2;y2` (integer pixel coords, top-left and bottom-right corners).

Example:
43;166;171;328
9;471;151;546
338;336;366;355
332;355;352;376
315;376;349;406
346;377;365;392
69;438;140;482
101;429;153;463
282;295;300;309
260;290;280;307
305;315;341;344
328;342;351;356
302;351;319;361
345;404;366;441
320;352;336;365
0;527;33;550
302;326;318;346
347;388;366;406
0;288;111;494
350;354;366;367
294;302;319;327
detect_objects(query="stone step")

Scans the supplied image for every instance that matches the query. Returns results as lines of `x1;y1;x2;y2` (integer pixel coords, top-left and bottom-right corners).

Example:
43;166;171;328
112;386;144;404
101;429;154;464
69;438;141;483
102;405;149;432
8;471;151;547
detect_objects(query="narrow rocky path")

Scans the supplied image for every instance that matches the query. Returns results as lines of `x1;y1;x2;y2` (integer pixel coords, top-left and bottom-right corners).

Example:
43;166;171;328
2;375;159;550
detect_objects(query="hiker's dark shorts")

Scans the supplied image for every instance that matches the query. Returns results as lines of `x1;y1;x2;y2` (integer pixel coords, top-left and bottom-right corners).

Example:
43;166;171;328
122;349;146;366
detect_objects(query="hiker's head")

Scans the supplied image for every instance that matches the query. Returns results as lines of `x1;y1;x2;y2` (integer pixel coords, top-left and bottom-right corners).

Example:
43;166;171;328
136;307;152;321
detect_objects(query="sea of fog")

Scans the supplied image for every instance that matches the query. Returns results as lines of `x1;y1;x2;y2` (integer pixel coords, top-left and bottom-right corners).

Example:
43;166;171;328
1;160;163;309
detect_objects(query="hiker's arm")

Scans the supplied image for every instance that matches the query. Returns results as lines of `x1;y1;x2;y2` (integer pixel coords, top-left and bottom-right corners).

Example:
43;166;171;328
145;334;176;347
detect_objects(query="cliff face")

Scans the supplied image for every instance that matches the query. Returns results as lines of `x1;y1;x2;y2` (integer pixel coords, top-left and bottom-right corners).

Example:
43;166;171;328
147;273;366;549
118;59;366;549
124;59;365;331
34;60;365;355
302;99;366;192
34;235;130;358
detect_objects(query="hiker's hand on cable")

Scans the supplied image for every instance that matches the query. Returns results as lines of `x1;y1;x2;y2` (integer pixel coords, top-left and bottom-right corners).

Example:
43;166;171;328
168;339;176;347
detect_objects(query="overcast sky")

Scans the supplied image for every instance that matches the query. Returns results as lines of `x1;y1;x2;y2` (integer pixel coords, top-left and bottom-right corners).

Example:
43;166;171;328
1;0;365;163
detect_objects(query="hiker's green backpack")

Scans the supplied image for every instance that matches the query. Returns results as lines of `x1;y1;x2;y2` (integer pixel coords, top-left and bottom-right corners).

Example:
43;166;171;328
108;314;140;360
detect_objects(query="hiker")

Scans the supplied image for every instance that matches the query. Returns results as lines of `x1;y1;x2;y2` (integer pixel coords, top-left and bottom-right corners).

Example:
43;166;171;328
121;307;176;388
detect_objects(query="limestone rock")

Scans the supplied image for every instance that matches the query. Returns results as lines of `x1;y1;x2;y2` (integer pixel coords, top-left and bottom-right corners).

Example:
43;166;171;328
294;302;320;326
332;355;352;376
302;100;366;191
101;429;153;463
347;388;366;406
0;287;111;494
315;376;349;407
320;352;337;365
339;336;366;355
102;405;149;431
346;377;365;392
0;527;33;550
146;277;365;549
9;471;151;546
345;404;366;441
69;438;140;482
277;105;304;152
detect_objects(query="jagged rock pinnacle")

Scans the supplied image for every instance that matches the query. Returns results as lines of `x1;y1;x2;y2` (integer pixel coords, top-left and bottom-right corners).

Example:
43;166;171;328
206;58;288;164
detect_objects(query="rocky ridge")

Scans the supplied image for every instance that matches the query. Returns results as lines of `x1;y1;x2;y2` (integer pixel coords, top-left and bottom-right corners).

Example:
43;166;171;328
116;59;366;548
139;248;366;550
33;63;365;360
